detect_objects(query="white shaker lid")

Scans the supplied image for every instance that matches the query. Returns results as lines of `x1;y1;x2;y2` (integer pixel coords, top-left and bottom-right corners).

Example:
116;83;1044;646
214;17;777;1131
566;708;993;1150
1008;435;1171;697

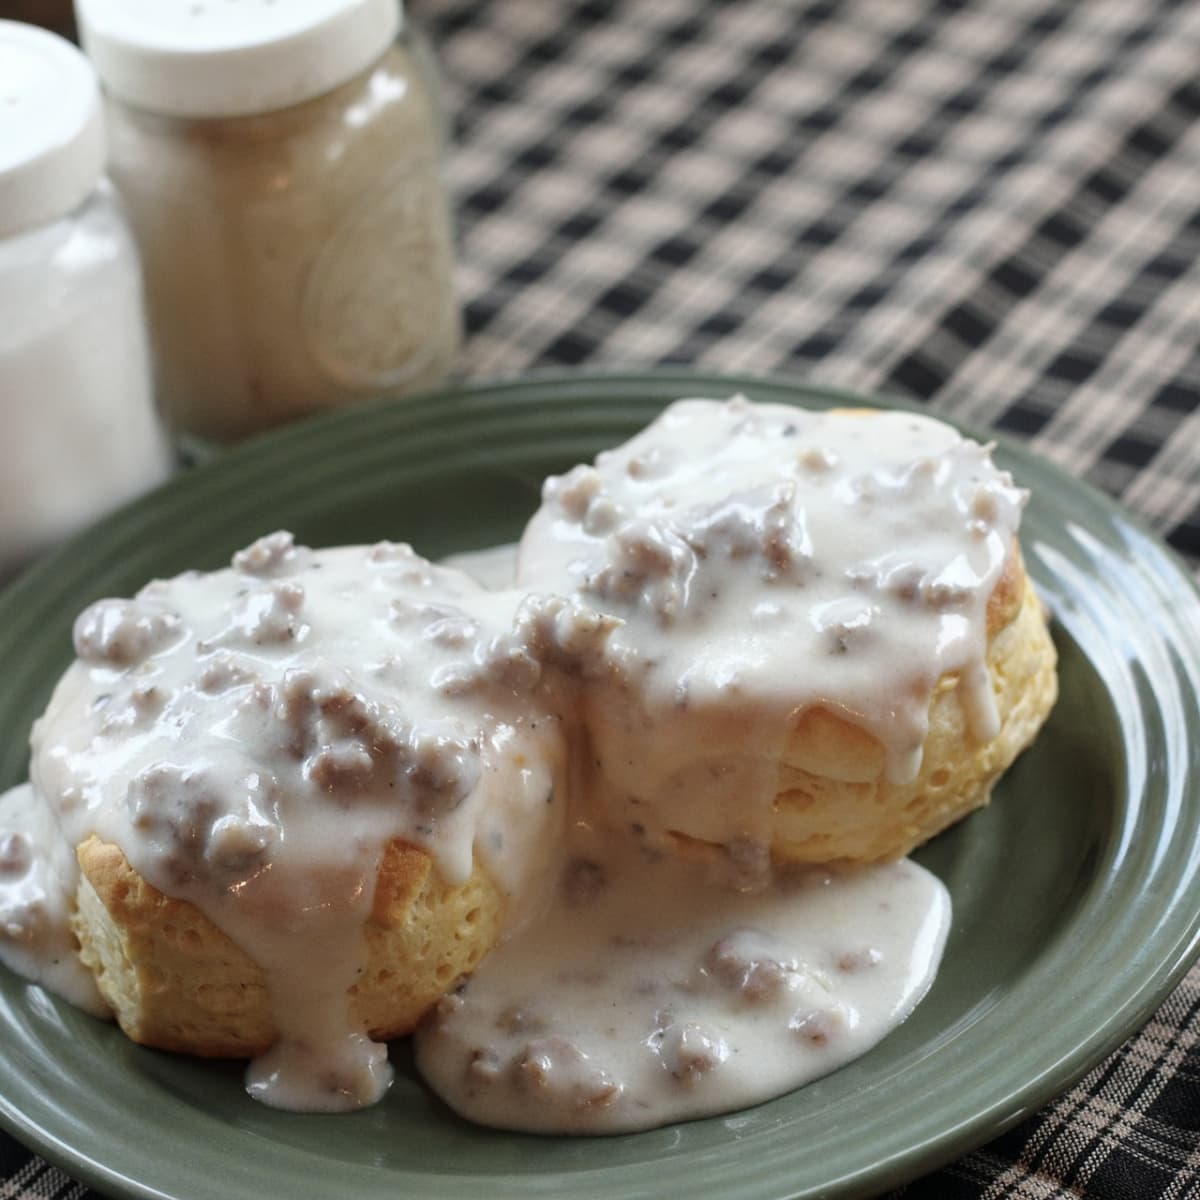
0;21;105;240
74;0;401;119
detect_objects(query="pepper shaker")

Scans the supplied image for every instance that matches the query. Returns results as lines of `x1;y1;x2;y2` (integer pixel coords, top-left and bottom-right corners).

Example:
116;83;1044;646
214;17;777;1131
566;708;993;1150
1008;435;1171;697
75;0;461;444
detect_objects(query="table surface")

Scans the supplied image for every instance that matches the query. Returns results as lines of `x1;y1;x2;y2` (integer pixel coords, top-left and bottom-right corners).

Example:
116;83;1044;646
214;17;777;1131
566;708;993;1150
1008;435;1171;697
6;0;1200;1196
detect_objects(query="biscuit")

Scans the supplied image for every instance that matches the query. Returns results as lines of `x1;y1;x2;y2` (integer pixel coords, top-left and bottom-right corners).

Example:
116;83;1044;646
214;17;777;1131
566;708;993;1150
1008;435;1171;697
518;399;1057;871
73;835;504;1055
770;561;1056;863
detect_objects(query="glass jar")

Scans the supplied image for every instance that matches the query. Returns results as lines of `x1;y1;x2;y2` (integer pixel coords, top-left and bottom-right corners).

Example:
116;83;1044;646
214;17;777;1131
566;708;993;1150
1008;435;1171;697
75;0;461;445
0;20;169;581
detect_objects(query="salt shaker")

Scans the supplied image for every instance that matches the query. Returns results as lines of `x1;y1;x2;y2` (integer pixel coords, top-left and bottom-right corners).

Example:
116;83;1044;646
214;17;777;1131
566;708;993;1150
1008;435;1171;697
75;0;462;444
0;20;169;581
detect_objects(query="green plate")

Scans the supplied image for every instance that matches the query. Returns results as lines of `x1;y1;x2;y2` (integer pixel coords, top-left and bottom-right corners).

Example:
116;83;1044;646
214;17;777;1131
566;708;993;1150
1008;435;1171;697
1;369;1198;1200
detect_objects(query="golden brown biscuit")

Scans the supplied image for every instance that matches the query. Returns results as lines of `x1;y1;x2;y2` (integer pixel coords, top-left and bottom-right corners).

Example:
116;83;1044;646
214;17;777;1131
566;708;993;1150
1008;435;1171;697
769;559;1056;863
517;400;1058;872
651;547;1055;867
73;835;504;1057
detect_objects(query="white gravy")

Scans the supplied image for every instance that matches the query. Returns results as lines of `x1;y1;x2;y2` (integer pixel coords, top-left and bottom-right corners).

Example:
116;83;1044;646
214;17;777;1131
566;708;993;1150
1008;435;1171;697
415;822;948;1134
444;543;518;590
0;782;107;1014
0;398;1031;1130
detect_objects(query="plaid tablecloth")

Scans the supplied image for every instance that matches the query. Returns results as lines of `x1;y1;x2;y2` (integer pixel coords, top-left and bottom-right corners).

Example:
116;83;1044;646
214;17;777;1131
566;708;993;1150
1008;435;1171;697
7;0;1200;1196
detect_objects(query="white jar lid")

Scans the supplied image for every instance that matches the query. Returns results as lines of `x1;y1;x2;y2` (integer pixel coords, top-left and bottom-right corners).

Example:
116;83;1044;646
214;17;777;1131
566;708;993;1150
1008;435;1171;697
74;0;402;119
0;22;105;240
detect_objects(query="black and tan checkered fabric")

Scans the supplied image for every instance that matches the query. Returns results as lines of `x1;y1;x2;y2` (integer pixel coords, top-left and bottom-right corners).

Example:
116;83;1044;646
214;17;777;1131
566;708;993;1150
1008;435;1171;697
446;0;1200;569
5;0;1200;1196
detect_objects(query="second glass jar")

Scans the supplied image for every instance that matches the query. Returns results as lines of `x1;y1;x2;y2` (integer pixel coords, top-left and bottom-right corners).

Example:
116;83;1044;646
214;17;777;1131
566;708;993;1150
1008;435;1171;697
77;0;461;444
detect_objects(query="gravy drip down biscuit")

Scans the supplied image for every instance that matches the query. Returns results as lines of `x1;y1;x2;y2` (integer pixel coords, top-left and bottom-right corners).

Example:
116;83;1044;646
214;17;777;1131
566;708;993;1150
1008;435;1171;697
21;536;591;1110
517;397;1057;870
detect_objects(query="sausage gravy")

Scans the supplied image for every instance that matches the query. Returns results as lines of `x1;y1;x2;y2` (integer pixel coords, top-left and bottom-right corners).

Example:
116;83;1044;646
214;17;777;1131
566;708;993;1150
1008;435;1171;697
0;398;1031;1130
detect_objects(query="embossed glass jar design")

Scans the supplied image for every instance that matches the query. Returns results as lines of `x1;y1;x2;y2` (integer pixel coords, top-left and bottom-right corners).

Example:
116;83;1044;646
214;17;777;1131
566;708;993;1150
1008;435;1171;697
75;0;460;444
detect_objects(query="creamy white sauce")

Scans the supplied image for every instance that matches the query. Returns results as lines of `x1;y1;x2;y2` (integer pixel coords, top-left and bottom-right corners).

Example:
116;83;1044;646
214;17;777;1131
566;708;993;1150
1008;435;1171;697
444;543;519;590
415;826;948;1134
0;782;107;1014
0;399;1033;1129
